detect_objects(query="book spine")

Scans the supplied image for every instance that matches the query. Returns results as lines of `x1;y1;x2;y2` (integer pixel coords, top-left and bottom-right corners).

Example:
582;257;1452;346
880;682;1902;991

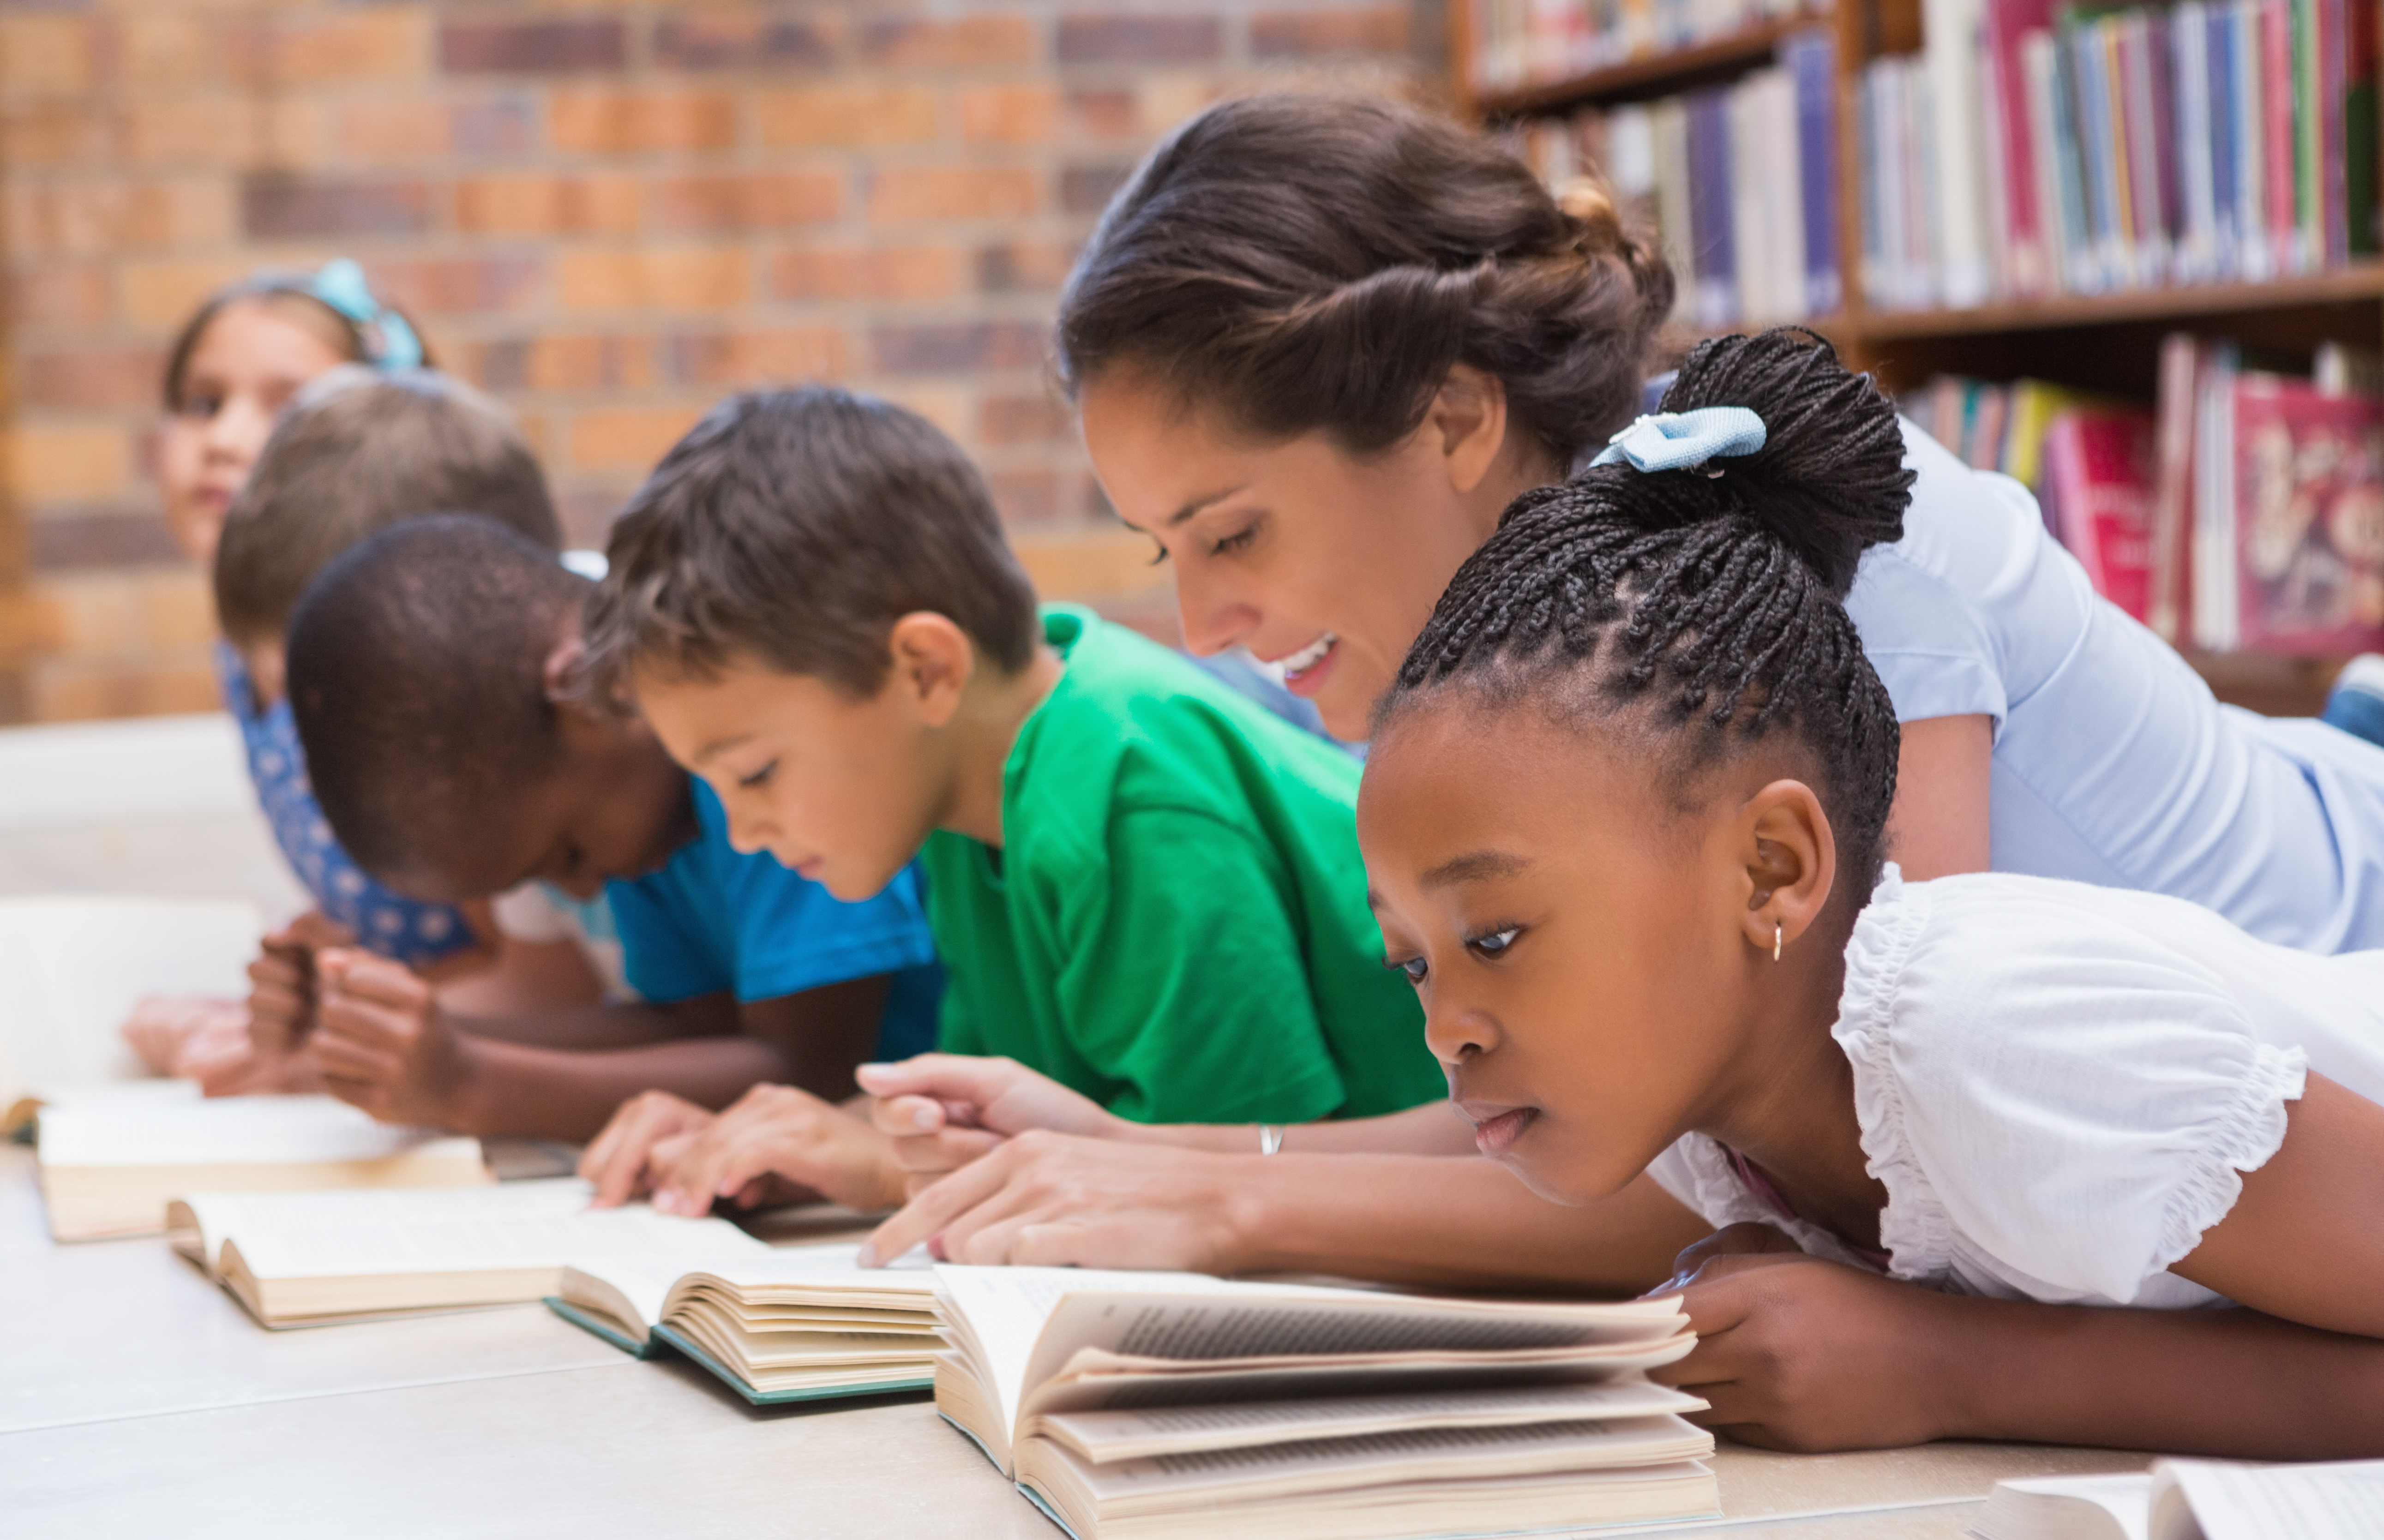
1858;66;1887;307
2071;23;2121;291
1984;0;2059;294
2319;0;2348;263
2148;10;2185;279
2263;0;2298;275
1687;88;1738;326
1786;29;1844;314
1727;80;1769;320
1925;0;1993;306
2151;332;2201;643
2101;18;2142;286
2293;0;2322;270
1905;59;1942;306
2234;1;2273;279
2175;3;2218;282
2348;0;2381;253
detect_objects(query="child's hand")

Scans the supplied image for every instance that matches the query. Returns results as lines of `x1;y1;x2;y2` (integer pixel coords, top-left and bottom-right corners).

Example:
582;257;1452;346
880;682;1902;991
647;1084;907;1218
1647;1222;1959;1452
579;1091;716;1208
308;948;479;1129
120;995;246;1076
855;1055;1123;1197
245;910;355;1055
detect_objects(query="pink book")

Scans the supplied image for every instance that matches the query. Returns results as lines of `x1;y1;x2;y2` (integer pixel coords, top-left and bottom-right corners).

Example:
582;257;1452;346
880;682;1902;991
2045;406;2160;623
2227;376;2384;653
1982;0;2060;294
2261;0;2298;273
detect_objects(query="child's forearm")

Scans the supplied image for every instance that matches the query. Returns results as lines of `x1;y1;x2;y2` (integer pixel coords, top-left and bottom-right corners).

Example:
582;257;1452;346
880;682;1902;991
1937;1295;2384;1458
450;1003;691;1051
447;1034;800;1142
1117;1101;1479;1157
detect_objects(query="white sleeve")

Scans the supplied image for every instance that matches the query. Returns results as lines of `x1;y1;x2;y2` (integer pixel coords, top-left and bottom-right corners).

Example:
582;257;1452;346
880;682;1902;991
1842;878;2310;1305
488;882;574;944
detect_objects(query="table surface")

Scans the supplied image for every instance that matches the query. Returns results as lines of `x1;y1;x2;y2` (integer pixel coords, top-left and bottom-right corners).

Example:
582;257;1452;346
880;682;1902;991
0;1145;2152;1540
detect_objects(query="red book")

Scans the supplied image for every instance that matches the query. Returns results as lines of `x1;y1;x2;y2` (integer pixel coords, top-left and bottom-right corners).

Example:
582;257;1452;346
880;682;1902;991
1982;0;2059;294
2262;0;2298;273
2044;406;2160;623
2227;376;2384;653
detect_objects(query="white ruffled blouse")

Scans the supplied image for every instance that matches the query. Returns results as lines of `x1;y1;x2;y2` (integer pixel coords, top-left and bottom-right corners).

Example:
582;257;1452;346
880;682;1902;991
1645;866;2384;1308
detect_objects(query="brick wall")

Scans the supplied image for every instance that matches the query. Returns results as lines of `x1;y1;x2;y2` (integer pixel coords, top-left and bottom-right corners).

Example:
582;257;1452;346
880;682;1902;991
0;1;1435;724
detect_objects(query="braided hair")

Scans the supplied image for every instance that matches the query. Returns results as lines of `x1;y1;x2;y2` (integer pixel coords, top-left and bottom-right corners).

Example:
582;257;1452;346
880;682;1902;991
1380;330;1916;896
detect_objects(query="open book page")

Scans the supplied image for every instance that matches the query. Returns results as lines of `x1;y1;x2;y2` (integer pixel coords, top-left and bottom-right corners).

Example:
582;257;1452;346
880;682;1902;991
1976;1474;2153;1540
1028;1417;1715;1506
662;1242;939;1311
39;1094;470;1168
555;1257;681;1350
2153;1459;2384;1540
1034;1381;1710;1462
192;1177;764;1279
1020;1284;1687;1406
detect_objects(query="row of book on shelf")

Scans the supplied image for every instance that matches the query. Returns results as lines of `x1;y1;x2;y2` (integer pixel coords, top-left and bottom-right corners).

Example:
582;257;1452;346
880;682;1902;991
1502;27;1842;329
1467;0;1820;95
1905;336;2384;654
1866;0;2379;311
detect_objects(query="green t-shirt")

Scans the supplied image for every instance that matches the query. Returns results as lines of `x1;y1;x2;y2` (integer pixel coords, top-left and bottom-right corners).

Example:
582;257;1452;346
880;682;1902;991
919;606;1443;1126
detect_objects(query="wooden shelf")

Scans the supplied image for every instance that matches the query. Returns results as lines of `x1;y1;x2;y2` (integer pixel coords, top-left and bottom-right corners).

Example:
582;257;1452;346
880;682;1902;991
1471;14;1828;118
1851;266;2384;341
2184;650;2351;719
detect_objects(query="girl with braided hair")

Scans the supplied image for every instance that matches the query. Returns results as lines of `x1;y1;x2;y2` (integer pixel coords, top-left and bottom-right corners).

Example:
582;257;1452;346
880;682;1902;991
1357;327;2384;1456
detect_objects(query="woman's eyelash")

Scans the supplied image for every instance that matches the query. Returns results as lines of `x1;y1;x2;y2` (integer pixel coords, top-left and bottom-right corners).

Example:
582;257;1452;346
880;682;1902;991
1145;541;1171;567
1211;526;1257;556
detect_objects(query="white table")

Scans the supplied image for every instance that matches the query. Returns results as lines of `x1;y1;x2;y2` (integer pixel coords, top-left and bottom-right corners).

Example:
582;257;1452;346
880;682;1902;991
0;1146;2150;1540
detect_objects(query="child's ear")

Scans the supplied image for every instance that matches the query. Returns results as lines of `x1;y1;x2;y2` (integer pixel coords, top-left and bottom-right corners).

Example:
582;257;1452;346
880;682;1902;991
1426;364;1514;497
1734;779;1839;960
885;613;975;728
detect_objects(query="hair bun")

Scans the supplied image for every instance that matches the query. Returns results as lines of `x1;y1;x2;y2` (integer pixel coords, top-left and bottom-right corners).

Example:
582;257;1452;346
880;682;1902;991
1653;330;1913;598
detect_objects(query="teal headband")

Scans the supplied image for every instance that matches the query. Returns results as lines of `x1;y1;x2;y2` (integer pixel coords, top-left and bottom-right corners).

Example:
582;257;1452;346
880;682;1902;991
308;258;423;372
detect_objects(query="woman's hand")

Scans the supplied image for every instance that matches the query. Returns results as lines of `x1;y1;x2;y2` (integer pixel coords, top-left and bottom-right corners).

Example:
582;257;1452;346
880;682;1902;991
855;1055;1128;1196
1649;1223;1958;1452
859;1130;1253;1271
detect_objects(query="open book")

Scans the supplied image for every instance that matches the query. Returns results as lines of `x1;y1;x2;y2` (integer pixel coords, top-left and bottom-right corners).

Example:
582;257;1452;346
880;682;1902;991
38;1090;487;1241
932;1265;1718;1540
167;1176;763;1326
551;1245;942;1403
1976;1459;2384;1540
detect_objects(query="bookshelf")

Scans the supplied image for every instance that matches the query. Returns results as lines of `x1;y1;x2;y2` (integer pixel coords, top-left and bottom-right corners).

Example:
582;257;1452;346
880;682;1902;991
1452;0;2383;714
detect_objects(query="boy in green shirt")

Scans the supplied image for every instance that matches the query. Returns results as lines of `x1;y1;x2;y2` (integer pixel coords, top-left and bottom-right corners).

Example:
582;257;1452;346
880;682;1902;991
576;387;1442;1215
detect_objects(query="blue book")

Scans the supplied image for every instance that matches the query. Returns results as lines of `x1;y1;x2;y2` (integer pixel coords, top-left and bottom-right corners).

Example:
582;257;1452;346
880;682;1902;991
1686;88;1738;327
1784;29;1843;316
2207;0;2239;277
2071;21;2125;290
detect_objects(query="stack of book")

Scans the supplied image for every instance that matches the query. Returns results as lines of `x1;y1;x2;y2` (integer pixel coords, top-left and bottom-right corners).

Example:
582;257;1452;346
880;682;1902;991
1904;337;2384;653
1469;0;1821;96
1508;28;1842;327
1861;0;2381;312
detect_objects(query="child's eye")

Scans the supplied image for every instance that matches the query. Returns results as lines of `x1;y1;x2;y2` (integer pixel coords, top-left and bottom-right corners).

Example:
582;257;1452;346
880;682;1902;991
1389;955;1429;986
1465;926;1521;960
737;759;778;790
180;392;222;419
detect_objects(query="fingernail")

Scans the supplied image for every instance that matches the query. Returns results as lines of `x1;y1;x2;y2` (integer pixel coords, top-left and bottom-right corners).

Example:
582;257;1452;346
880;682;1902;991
910;1103;937;1131
855;1243;879;1268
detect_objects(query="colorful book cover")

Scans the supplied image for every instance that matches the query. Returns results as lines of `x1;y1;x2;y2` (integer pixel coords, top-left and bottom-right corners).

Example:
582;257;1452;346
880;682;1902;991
1983;0;2060;292
2228;376;2384;653
1783;28;1843;314
2071;22;2125;290
2261;0;2297;275
2045;407;2160;621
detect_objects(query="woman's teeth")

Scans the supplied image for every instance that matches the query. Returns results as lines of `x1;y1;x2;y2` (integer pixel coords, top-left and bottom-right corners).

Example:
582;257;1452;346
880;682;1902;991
1280;633;1336;678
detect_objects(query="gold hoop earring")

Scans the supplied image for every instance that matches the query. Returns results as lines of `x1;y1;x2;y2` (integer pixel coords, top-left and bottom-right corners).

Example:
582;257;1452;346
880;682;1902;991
1773;919;1783;964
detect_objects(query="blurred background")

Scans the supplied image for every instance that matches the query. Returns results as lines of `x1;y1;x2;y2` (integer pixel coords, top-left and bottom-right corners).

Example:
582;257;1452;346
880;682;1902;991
0;0;1431;726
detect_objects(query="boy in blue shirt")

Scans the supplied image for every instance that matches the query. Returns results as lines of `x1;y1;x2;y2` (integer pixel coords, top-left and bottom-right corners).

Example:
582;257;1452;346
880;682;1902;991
276;514;939;1163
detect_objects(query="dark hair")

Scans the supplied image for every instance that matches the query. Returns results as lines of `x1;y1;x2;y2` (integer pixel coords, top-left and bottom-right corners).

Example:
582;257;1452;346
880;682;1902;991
287;515;584;882
1379;330;1915;895
213;368;560;646
162;270;434;413
1055;91;1675;465
583;386;1039;700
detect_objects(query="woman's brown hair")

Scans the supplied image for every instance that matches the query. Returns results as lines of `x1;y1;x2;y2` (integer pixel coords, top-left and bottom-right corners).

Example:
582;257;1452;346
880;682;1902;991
1055;92;1676;465
161;270;435;413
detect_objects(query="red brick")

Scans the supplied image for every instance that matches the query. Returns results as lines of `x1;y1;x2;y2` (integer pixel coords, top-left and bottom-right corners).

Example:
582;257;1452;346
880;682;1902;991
229;13;430;82
867;166;1039;224
871;321;1048;375
339;97;537;162
857;17;1039;68
567;405;709;471
1061;162;1136;215
1066;89;1140;140
17;349;167;413
549;90;739;154
466;335;662;394
756;85;939;148
440;19;627;74
655;172;841;234
119;97;268;169
1056;14;1223;64
27;514;184;571
653;16;837;70
769;246;963;302
980;393;1074;447
118;259;256;330
1251;6;1415;57
369;256;546;316
456;175;642;236
11;424;132;504
976;240;1082;294
242;174;432;239
118;16;230;88
558;248;751;312
668;328;850;389
960;85;1062;144
10;181;236;258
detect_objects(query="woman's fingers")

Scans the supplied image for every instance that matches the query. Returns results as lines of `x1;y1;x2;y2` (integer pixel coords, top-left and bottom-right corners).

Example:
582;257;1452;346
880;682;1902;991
860;1138;1041;1265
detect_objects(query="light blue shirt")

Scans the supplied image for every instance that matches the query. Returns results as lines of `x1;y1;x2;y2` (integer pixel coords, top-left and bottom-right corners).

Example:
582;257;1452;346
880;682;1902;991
1847;420;2384;953
605;780;945;1058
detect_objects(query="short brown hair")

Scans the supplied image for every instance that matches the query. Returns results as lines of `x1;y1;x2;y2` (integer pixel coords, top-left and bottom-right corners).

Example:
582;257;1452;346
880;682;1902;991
213;367;561;646
1057;92;1676;465
584;387;1039;699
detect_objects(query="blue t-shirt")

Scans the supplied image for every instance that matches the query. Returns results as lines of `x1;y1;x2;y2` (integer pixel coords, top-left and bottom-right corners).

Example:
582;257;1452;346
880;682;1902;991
605;780;944;1059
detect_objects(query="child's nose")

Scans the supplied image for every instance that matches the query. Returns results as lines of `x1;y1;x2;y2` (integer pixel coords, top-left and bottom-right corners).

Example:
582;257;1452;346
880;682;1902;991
1422;1001;1499;1069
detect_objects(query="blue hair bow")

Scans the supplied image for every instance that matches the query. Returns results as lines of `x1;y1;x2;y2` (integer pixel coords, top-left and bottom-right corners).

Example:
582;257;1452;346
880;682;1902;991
310;258;423;371
1590;407;1766;474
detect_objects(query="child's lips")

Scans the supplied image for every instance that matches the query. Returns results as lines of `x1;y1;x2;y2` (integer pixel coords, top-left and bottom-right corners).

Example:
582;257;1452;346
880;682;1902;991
1468;1105;1539;1157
